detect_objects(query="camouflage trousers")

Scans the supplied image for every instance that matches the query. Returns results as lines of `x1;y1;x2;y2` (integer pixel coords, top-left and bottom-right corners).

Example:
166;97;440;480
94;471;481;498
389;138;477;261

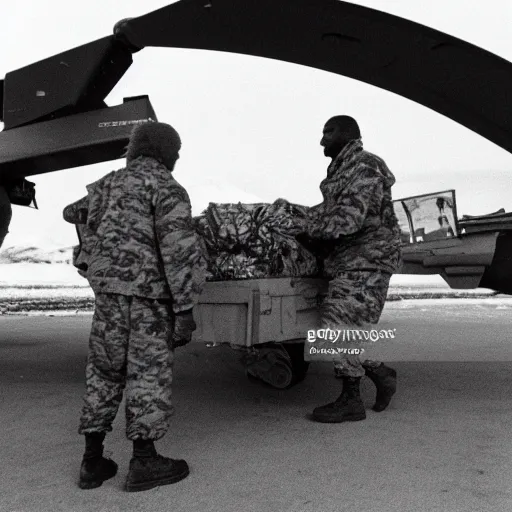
79;293;175;441
321;270;391;378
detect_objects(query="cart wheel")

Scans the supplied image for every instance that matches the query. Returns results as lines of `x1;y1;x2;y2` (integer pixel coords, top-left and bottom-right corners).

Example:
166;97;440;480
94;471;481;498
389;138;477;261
282;342;310;387
245;346;294;389
244;343;310;389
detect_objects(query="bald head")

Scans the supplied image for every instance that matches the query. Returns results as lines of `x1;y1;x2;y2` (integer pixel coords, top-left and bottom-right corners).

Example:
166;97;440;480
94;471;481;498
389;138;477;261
321;116;361;158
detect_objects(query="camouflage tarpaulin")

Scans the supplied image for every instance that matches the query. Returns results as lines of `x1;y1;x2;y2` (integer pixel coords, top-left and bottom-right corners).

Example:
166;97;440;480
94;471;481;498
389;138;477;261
194;200;319;280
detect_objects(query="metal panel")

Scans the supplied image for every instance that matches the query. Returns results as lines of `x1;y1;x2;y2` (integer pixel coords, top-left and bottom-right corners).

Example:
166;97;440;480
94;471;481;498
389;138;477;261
120;0;512;154
0;97;157;180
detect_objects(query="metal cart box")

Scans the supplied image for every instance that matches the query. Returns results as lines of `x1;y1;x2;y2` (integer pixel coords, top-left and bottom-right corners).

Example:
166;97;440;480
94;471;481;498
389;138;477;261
191;277;328;347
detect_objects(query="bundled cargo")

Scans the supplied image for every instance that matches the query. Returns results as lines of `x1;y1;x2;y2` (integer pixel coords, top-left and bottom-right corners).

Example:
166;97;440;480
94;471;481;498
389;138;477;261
194;200;319;280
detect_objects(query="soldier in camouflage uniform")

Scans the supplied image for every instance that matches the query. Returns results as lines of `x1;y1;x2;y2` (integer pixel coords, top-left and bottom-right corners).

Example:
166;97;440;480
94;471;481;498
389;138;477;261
63;121;207;491
298;116;402;423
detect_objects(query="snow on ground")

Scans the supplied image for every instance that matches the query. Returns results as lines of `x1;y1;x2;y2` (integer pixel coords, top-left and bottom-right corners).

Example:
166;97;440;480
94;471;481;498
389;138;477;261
0;263;501;302
0;246;73;264
0;263;87;287
0;263;454;288
0;263;506;316
386;297;512;307
0;287;93;300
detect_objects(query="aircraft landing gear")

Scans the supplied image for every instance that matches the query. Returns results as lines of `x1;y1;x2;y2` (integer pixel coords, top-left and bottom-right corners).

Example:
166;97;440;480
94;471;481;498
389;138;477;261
0;185;12;249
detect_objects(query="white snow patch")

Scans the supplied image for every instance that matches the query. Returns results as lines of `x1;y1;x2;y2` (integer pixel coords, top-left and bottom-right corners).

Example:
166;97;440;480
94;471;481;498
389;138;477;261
386;297;512;308
0;263;87;287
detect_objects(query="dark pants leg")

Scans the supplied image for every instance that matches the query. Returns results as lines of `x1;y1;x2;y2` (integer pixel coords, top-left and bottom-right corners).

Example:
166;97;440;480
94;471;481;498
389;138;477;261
320;271;391;378
79;293;130;435
125;297;175;441
79;294;175;440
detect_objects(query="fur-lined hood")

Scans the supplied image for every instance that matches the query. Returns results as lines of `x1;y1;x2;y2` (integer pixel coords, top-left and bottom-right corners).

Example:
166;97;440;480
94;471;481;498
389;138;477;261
125;121;181;171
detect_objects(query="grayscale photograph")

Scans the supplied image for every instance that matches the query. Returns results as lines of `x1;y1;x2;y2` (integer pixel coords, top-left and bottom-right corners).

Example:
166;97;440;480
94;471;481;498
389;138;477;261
0;1;511;511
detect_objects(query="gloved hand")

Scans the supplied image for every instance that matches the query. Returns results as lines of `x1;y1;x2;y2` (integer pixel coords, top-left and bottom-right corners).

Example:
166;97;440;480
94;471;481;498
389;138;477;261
172;309;196;349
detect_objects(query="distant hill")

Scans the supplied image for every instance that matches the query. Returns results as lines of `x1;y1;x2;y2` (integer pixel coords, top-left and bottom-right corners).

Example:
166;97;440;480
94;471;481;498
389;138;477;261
0;245;74;264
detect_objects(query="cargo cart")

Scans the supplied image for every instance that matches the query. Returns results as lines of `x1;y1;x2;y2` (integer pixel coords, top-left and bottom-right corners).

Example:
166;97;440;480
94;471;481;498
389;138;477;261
191;277;328;389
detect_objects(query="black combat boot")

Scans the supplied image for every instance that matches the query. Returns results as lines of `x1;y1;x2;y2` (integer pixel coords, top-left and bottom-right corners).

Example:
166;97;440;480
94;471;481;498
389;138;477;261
78;432;118;489
125;439;190;492
364;363;397;412
311;377;366;423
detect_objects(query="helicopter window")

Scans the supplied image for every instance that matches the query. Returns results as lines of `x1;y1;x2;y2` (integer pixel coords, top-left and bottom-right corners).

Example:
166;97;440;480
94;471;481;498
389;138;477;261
394;190;459;244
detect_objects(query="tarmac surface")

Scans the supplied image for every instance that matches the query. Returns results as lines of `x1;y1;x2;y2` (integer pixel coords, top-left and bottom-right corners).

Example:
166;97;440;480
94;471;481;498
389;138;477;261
1;299;511;512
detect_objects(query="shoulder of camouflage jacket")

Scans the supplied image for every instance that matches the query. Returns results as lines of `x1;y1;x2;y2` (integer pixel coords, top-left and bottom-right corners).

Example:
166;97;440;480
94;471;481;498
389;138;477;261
123;156;190;206
337;151;393;191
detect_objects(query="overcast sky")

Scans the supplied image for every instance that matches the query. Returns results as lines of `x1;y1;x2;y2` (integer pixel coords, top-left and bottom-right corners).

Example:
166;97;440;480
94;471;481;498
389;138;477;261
1;0;512;249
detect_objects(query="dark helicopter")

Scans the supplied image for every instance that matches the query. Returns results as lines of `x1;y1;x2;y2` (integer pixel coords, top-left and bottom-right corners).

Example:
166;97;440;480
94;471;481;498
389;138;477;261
1;0;512;293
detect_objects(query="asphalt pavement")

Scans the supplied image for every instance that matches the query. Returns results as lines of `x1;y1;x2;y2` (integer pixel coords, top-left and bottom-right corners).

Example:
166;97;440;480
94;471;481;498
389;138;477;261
1;300;511;512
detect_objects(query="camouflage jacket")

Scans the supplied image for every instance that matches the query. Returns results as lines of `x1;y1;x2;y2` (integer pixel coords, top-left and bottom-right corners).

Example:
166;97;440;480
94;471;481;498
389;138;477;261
307;139;402;277
63;156;207;313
